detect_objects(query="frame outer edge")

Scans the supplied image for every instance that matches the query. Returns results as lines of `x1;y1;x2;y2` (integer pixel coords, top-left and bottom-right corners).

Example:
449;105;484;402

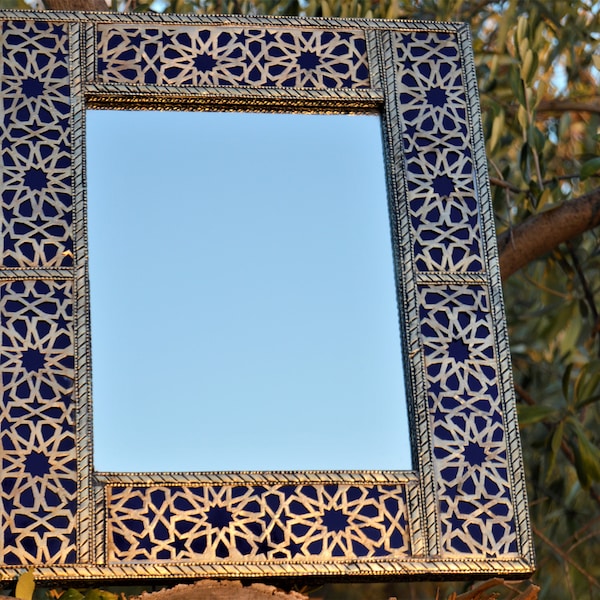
0;10;477;30
457;23;534;566
0;558;534;581
0;12;535;576
71;19;94;565
377;29;437;558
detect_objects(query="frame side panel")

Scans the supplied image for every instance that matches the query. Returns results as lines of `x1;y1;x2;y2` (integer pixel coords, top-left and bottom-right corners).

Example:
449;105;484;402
0;18;78;566
385;27;525;560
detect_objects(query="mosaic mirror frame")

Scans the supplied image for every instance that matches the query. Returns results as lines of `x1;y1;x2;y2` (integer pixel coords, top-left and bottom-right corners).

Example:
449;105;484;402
0;11;535;581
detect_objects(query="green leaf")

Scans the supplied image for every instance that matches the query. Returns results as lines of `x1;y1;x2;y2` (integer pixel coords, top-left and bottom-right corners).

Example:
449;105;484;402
15;568;35;600
517;403;558;426
576;393;600;409
32;588;52;600
536;188;554;212
552;420;564;456
546;420;564;481
85;590;118;600
488;111;505;153
521;48;538;85
529;125;545;155
545;300;576;344
574;360;600;407
580;156;600;180
559;308;582;355
562;362;574;400
516;15;528;45
571;438;592;488
320;0;333;16
569;418;600;487
59;590;84;600
519;142;532;180
509;65;526;106
517;104;528;133
558;112;572;138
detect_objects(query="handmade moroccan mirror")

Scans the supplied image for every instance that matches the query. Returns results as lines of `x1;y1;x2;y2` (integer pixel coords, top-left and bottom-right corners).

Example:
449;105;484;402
0;11;534;581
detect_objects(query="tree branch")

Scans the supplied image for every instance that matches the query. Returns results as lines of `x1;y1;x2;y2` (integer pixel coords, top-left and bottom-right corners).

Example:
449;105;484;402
532;525;600;590
498;186;600;281
453;578;504;599
490;176;524;194
537;99;600;115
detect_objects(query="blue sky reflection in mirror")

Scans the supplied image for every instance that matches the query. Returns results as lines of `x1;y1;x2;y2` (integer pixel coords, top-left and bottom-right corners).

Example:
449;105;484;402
87;109;411;473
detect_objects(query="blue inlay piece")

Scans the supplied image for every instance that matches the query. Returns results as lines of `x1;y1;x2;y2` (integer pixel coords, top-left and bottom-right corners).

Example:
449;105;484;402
394;31;483;272
1;279;76;564
108;484;409;561
97;25;370;89
417;283;515;555
1;21;72;269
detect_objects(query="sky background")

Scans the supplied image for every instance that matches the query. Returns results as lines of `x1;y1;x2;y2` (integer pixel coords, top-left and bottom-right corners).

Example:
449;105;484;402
86;109;411;472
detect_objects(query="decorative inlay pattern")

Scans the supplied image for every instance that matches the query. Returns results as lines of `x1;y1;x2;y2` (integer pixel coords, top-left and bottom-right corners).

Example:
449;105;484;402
96;25;369;89
394;31;483;273
108;484;409;561
419;284;516;556
0;280;76;564
1;20;72;268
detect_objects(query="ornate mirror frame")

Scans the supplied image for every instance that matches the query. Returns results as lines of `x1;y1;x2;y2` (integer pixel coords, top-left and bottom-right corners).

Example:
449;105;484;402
0;11;534;581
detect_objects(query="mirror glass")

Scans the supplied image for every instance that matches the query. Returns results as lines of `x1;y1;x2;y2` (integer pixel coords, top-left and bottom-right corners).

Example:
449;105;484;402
87;109;411;472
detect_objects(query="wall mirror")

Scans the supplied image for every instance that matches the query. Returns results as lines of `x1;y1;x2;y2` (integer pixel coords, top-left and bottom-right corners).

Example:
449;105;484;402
0;11;534;582
87;109;410;472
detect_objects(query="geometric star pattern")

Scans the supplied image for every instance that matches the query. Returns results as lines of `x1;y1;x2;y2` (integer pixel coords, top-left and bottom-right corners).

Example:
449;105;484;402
0;20;73;268
394;31;483;272
0;280;76;564
419;285;517;556
96;25;370;88
108;484;409;561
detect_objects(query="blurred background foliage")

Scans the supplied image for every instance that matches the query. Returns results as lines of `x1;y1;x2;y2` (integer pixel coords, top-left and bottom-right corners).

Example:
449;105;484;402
1;0;599;597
